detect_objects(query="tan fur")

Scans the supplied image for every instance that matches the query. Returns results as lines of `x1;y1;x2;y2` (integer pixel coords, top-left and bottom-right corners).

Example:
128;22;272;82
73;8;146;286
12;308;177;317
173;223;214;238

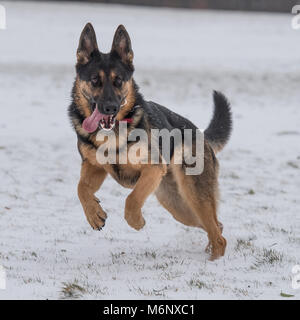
74;79;91;118
78;160;108;230
74;69;226;260
155;170;202;227
78;138;226;259
110;71;117;81
99;70;106;83
209;142;224;154
115;79;136;121
124;165;166;230
74;78;102;116
168;142;226;260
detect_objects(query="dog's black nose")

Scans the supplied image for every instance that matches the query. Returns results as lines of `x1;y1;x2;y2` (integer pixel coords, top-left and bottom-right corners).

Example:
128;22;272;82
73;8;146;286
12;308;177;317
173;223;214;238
103;105;118;115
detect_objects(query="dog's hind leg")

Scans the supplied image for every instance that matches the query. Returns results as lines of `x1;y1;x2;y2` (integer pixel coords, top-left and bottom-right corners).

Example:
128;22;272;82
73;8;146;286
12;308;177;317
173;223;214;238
155;173;202;228
172;165;226;260
205;221;224;254
156;175;224;256
125;165;165;230
78;160;108;230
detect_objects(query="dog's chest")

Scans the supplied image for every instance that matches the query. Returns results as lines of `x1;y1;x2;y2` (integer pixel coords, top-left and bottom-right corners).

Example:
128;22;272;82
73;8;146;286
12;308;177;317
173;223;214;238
104;164;141;189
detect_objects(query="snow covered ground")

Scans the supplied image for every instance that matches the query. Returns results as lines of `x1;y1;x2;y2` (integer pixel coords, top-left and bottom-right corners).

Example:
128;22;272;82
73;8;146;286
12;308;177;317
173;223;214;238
0;1;300;299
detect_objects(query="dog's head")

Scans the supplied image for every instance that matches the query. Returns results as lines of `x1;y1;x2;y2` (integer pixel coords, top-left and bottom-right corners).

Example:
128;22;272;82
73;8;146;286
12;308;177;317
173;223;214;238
75;23;136;132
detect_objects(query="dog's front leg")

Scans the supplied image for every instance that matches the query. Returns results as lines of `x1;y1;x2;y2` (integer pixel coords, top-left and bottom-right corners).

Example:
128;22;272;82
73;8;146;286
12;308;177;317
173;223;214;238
125;166;165;230
78;160;108;230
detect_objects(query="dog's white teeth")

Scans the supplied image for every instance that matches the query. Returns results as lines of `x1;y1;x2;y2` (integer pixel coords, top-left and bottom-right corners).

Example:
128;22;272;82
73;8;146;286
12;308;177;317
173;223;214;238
99;116;115;130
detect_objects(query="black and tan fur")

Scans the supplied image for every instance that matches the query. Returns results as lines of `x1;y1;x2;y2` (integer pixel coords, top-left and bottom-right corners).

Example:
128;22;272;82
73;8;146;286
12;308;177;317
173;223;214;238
68;23;232;260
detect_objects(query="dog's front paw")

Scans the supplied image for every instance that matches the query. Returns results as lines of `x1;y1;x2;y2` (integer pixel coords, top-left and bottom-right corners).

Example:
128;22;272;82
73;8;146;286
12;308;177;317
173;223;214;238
125;210;145;231
84;197;107;231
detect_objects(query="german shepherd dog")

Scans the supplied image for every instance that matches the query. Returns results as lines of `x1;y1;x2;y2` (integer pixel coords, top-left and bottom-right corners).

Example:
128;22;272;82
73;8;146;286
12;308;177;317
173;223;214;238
68;23;232;260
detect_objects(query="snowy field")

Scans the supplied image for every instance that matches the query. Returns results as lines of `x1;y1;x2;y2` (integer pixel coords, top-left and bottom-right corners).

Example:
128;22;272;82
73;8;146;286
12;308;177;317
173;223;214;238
0;1;300;299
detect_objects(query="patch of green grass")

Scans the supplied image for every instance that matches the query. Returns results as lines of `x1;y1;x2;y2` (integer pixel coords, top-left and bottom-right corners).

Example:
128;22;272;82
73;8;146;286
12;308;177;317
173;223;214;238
235;238;253;252
144;251;157;259
233;288;249;297
287;161;299;169
288;236;300;244
23;277;43;284
153;262;169;270
254;249;283;267
134;286;166;297
280;292;294;298
60;281;86;299
188;279;209;290
110;251;126;264
267;225;290;235
161;270;183;280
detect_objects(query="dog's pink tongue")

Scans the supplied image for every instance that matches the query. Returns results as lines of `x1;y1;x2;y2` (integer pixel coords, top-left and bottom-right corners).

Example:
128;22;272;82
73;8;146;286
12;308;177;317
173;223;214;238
82;108;102;133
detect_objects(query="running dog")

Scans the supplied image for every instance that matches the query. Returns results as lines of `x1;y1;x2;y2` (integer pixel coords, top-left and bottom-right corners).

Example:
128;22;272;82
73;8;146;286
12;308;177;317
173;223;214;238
68;23;232;260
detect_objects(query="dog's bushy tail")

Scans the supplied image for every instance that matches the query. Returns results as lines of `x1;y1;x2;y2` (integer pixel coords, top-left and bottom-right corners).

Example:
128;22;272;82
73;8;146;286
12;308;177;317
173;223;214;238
204;91;232;154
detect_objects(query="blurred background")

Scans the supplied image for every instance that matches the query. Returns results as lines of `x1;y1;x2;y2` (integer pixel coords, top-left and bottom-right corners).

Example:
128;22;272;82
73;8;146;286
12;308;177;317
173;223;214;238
29;0;300;12
0;0;299;300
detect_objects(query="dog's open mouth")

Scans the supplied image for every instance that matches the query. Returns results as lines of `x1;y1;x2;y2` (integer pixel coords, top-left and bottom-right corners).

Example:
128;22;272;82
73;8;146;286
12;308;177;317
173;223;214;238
82;108;116;133
99;114;116;131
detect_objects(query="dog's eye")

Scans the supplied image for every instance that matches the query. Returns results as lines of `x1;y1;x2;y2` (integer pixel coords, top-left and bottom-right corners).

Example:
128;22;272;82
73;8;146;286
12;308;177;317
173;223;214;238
113;76;123;88
91;75;102;87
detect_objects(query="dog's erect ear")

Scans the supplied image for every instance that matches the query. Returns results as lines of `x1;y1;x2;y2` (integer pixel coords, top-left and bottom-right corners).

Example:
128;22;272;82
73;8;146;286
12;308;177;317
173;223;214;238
111;25;134;65
77;23;98;65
